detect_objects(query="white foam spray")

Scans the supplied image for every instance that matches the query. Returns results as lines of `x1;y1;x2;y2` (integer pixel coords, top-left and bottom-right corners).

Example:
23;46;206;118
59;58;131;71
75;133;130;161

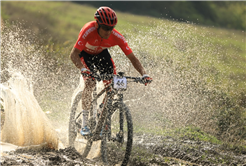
0;23;62;148
1;72;58;148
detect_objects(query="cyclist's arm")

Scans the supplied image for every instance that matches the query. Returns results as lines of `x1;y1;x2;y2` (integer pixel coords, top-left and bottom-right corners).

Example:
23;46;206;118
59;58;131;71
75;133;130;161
127;52;147;76
69;47;84;70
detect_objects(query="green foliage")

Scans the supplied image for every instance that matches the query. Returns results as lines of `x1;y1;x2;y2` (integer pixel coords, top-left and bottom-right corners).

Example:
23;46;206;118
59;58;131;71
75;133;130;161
169;1;206;22
74;1;246;30
213;90;246;142
212;2;246;30
174;126;221;144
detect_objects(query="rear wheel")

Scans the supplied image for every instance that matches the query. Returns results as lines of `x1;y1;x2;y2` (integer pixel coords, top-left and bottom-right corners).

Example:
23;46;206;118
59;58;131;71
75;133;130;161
101;103;133;166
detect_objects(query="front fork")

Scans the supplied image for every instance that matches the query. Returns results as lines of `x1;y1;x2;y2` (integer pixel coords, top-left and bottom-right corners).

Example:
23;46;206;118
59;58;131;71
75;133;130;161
105;93;124;143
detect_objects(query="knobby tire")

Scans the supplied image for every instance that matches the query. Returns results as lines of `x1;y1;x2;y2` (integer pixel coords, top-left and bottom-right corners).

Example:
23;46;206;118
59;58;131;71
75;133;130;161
101;103;133;166
68;90;83;147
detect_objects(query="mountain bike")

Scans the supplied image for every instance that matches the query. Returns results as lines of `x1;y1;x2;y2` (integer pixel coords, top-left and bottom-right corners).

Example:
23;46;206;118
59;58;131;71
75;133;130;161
68;72;148;165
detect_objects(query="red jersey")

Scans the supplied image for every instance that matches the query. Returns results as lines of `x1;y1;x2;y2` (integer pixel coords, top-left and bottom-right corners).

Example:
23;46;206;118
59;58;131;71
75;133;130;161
74;21;132;56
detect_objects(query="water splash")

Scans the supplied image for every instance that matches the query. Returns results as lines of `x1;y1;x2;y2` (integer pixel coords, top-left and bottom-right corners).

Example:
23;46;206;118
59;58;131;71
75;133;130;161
0;23;69;147
1;19;244;146
1;72;58;148
107;21;218;134
111;20;245;140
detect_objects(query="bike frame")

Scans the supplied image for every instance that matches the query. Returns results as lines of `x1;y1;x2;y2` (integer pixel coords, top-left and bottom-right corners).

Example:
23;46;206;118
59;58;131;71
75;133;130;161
88;81;126;142
77;72;141;141
70;72;149;165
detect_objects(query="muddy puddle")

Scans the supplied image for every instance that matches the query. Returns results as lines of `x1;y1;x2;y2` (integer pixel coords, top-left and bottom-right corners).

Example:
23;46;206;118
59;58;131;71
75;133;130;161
1;134;246;166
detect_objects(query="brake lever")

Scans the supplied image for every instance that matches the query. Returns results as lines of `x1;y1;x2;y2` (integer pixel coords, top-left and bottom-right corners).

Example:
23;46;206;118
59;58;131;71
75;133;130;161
81;73;101;81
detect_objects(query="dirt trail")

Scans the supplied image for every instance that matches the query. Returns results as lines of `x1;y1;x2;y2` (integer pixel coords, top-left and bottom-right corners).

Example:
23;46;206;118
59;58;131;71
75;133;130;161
1;134;246;166
1;98;246;166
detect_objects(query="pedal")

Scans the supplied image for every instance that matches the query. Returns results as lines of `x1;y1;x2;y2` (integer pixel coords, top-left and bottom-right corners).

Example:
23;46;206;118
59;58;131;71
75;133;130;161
92;132;103;141
116;132;124;143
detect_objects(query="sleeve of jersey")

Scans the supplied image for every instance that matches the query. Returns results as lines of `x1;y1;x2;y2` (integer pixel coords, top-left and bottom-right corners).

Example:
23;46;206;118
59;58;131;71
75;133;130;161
120;42;133;56
74;29;86;51
115;32;133;56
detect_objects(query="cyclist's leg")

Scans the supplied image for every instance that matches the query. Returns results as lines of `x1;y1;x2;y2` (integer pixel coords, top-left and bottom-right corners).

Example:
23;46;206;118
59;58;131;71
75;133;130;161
79;51;97;133
82;78;96;126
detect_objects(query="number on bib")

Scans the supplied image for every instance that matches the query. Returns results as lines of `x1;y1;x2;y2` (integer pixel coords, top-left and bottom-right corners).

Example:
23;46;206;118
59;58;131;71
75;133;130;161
113;76;127;90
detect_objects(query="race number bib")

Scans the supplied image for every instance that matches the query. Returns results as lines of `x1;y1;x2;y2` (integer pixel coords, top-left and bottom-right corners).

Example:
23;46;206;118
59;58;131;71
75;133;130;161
113;76;127;90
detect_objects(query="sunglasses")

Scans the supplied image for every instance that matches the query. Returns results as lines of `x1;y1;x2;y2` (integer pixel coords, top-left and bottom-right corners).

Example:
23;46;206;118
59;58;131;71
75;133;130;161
100;24;115;31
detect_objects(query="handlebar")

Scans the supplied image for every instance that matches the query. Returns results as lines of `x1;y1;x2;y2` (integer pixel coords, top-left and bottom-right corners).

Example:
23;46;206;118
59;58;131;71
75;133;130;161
81;72;151;85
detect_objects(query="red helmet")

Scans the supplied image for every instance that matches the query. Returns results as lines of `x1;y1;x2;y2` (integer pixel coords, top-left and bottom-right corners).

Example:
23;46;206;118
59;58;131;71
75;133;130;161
94;6;117;26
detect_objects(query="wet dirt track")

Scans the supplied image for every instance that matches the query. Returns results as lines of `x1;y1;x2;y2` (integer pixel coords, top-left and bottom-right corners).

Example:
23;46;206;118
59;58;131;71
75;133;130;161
1;146;97;166
1;134;246;166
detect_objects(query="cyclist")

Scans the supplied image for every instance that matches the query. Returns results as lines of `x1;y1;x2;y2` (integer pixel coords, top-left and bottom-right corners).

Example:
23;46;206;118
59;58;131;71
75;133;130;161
69;6;152;136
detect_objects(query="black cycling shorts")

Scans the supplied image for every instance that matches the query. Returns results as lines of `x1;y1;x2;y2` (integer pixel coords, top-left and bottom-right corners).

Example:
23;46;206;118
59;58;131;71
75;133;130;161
79;49;116;78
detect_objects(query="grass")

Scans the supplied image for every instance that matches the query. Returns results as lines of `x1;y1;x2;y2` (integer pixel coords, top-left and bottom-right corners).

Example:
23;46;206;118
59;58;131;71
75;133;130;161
130;145;157;164
2;2;245;53
172;126;221;144
134;124;221;145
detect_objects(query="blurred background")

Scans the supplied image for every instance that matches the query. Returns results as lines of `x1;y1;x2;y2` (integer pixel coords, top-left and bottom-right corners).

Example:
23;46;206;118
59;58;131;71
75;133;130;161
1;1;246;147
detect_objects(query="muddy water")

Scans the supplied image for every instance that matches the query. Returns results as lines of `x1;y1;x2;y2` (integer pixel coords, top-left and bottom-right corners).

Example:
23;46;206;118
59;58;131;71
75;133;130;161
1;134;246;166
0;142;18;152
1;73;59;149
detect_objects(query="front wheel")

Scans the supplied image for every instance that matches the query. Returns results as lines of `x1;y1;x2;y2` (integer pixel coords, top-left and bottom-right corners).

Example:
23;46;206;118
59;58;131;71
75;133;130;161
101;103;133;166
68;90;83;147
68;90;92;156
